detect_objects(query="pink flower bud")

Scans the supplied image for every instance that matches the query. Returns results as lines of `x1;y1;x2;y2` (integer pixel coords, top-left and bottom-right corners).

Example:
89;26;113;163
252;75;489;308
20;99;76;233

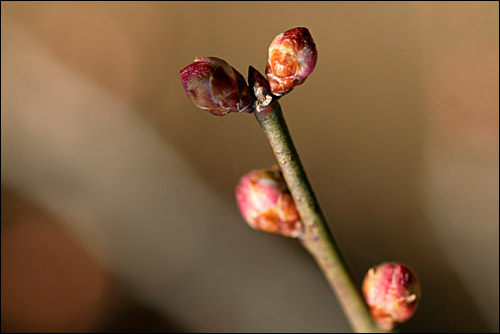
362;262;421;331
180;57;252;116
235;168;303;238
266;27;318;96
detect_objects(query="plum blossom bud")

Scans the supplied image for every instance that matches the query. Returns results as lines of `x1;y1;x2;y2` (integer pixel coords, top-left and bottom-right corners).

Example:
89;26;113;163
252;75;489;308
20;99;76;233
266;27;318;96
362;262;421;331
235;168;303;238
180;57;252;116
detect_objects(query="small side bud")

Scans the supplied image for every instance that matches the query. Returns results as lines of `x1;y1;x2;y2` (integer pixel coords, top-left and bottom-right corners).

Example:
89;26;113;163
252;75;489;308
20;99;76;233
248;66;273;113
362;262;421;331
180;57;252;116
266;27;318;96
235;168;303;238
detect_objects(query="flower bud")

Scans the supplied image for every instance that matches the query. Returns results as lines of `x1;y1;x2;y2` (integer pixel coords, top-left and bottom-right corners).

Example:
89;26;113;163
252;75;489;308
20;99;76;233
362;262;420;331
180;57;252;116
235;168;303;238
266;27;318;96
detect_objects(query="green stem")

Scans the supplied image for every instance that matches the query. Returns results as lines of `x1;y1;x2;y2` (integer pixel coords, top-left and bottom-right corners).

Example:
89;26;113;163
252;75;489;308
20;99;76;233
254;101;382;333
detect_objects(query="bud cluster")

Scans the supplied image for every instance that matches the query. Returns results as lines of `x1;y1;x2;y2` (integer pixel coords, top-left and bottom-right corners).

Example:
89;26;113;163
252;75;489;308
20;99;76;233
180;27;317;115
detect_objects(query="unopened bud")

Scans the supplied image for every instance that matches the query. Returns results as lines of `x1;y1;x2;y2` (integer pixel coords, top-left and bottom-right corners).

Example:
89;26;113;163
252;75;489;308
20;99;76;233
362;262;420;331
180;57;252;116
248;66;273;113
266;27;318;96
235;168;303;238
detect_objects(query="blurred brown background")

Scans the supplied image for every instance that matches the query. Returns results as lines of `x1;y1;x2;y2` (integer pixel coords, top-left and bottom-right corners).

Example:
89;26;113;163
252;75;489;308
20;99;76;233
1;1;498;332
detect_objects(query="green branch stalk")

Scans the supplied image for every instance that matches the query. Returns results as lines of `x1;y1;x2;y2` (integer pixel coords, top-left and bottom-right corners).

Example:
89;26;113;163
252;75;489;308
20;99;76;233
254;101;382;333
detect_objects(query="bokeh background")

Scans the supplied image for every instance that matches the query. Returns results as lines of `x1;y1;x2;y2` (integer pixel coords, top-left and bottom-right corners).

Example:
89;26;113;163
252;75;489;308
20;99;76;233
1;1;498;332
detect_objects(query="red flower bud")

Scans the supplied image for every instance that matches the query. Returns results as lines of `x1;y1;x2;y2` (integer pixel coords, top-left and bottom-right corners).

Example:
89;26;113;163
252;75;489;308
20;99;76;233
180;57;252;116
235;168;303;238
266;27;318;96
362;262;421;331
